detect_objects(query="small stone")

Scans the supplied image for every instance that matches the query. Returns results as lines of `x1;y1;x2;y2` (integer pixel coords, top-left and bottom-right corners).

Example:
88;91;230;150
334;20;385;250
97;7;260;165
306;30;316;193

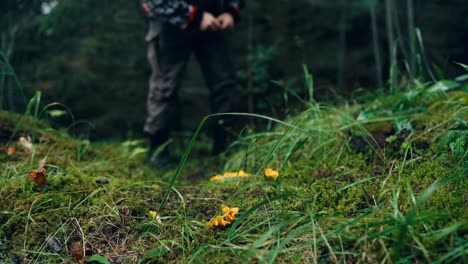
45;237;63;253
10;252;22;264
95;177;109;184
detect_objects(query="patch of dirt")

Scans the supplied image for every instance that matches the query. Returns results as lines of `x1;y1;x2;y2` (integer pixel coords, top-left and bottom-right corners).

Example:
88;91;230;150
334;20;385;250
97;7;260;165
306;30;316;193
0;120;13;143
315;167;333;179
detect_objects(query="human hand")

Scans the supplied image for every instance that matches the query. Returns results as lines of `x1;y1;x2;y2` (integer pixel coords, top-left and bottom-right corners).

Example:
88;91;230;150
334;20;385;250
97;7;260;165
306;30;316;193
200;12;220;31
217;13;235;30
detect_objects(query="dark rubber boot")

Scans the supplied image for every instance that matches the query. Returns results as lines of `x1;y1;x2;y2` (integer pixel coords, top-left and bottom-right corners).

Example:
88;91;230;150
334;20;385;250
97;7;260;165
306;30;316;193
212;124;233;155
147;130;171;169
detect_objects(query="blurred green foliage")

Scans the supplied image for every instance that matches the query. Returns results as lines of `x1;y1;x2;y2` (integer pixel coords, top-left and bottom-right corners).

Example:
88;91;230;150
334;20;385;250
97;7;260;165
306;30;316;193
1;0;467;138
2;0;147;138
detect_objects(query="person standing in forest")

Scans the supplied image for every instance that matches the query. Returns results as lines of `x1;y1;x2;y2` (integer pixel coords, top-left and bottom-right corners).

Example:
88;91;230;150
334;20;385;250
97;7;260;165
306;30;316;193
140;0;245;168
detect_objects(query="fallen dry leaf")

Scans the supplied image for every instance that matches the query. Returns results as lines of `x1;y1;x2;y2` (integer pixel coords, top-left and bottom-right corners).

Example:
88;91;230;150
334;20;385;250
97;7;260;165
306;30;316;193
38;157;47;169
6;146;16;155
29;168;47;186
69;241;84;261
18;136;34;152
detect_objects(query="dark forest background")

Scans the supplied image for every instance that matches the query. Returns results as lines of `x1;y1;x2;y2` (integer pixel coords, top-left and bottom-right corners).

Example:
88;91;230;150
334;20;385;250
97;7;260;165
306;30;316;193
1;0;467;138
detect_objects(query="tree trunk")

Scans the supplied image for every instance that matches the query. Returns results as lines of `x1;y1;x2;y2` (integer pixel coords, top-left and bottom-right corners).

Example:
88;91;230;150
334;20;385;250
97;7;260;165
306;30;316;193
246;4;255;129
337;0;347;91
385;0;395;62
1;24;22;111
407;0;415;77
370;1;383;88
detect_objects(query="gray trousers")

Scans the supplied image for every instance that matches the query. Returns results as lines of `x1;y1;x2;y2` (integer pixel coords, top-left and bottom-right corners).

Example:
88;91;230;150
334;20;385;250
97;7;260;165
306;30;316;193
143;21;237;136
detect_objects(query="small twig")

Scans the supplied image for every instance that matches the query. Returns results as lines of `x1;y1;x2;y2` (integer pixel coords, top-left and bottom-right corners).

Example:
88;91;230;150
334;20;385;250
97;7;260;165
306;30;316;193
72;218;86;259
23;198;39;251
189;198;224;202
316;222;337;262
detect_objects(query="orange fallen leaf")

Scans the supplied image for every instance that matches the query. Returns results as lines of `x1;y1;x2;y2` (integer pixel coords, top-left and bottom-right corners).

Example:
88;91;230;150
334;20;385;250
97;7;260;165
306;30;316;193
6;146;16;155
264;168;279;181
69;241;84;261
29;168;47;186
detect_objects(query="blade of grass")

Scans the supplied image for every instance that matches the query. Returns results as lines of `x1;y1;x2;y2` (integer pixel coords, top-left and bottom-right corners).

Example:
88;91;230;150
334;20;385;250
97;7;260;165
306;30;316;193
227;193;295;241
0;49;26;108
415;28;436;83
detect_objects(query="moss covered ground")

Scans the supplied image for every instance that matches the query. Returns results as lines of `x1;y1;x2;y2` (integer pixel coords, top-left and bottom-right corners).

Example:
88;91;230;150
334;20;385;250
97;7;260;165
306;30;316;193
0;85;467;263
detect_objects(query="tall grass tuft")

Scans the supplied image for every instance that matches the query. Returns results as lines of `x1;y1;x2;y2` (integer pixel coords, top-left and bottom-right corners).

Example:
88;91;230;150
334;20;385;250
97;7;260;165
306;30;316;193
0;49;26;111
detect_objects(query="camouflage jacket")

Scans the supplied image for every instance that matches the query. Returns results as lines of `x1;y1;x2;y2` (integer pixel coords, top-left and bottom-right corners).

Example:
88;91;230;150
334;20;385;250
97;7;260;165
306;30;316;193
140;0;245;28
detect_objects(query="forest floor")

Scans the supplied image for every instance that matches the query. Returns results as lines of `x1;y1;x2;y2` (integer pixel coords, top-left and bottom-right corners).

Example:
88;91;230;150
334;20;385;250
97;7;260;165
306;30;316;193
0;81;467;263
